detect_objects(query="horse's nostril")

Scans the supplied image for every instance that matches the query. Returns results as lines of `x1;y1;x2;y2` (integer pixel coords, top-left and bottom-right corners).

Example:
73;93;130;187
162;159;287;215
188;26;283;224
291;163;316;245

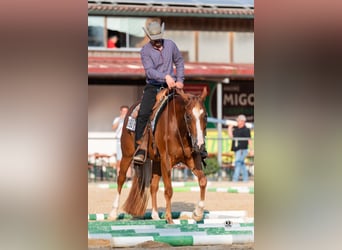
193;144;202;152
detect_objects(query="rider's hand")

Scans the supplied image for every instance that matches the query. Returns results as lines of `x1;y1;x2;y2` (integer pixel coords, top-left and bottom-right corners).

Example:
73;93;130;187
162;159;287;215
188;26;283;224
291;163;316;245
165;74;175;89
175;82;184;89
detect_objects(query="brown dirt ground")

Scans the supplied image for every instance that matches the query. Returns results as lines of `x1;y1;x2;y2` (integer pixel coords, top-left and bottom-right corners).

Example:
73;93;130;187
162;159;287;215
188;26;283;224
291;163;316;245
88;179;254;250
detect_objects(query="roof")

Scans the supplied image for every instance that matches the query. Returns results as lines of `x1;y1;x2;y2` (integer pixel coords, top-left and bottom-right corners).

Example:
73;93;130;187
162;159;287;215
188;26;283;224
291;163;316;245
88;0;254;18
88;57;254;81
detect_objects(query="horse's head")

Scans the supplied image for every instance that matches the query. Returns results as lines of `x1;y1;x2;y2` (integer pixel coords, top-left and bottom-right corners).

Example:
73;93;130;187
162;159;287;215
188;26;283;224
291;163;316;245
177;87;208;152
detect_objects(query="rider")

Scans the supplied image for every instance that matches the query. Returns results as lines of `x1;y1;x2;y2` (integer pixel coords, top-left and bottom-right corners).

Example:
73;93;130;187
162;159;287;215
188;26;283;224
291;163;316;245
133;20;207;165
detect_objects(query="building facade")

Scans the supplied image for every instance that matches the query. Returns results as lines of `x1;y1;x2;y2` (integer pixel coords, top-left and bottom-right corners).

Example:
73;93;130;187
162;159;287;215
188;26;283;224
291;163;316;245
88;0;254;132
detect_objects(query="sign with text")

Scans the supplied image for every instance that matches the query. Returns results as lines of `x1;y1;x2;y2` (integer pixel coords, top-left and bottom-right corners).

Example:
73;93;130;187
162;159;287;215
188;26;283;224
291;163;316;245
210;81;254;122
183;84;209;96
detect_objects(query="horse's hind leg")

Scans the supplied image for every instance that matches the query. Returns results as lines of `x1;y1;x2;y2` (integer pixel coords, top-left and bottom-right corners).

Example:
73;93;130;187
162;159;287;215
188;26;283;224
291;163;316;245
108;156;132;220
150;161;161;220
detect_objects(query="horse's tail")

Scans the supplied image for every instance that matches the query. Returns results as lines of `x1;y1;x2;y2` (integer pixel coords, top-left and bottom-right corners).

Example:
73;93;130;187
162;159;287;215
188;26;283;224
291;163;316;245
122;159;152;216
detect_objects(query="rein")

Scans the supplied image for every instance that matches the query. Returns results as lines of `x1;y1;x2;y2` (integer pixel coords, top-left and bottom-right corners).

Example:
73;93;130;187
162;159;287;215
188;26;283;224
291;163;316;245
174;91;187;156
164;89;200;166
164;89;171;168
183;112;195;152
167;88;189;166
183;97;199;152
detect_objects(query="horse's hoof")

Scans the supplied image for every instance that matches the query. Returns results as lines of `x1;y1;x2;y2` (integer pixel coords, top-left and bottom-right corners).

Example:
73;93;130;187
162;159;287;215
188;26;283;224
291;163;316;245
108;208;117;220
166;218;174;224
151;210;160;220
192;209;204;221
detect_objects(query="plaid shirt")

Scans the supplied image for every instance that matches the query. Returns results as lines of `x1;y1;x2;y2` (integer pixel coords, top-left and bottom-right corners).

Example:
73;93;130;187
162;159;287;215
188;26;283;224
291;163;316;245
140;39;184;85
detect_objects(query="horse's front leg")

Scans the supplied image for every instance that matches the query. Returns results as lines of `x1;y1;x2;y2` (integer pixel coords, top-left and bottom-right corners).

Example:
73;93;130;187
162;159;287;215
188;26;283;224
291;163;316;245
161;166;173;224
191;168;207;220
150;161;161;220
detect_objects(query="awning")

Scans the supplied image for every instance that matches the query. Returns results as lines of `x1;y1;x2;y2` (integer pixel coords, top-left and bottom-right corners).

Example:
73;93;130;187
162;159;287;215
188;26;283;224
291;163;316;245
88;57;254;81
88;1;254;19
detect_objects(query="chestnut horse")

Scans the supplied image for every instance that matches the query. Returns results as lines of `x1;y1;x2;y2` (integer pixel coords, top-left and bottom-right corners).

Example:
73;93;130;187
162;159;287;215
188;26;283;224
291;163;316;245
109;87;208;223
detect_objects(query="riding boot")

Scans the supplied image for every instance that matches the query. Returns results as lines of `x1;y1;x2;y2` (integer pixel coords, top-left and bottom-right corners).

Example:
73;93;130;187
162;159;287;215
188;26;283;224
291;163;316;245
133;141;145;165
201;130;208;166
200;146;208;167
200;148;208;160
133;129;149;165
134;117;147;165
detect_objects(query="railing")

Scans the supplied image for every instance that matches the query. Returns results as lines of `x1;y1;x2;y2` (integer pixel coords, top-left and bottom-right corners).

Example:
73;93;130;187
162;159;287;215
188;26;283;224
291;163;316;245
87;132;254;182
88;132;118;182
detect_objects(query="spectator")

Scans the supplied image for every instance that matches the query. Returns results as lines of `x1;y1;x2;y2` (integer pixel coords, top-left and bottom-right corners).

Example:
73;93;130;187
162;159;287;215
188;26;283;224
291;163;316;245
112;105;130;178
107;35;118;48
228;114;254;182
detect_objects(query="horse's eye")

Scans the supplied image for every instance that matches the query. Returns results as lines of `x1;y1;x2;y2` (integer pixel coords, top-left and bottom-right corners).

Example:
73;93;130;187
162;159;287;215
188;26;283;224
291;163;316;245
185;114;191;121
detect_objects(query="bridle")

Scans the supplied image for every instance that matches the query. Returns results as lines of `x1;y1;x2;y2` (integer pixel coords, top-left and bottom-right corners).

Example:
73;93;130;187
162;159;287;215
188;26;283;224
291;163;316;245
183;96;207;153
164;89;206;161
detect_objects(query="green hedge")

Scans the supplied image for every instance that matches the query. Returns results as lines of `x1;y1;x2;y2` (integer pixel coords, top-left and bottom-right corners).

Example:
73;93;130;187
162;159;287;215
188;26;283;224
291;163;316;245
203;157;220;176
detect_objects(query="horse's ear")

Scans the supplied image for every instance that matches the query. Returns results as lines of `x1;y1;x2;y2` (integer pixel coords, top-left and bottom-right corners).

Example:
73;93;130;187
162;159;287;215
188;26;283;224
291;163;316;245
200;87;208;101
176;88;190;101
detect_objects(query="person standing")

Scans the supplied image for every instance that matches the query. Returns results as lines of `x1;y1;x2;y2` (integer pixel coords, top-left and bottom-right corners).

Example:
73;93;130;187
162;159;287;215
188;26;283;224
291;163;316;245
228;114;254;182
133;21;185;164
112;105;130;178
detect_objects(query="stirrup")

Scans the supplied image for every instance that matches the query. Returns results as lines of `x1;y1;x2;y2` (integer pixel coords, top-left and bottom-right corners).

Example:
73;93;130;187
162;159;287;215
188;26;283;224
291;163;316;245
133;150;145;165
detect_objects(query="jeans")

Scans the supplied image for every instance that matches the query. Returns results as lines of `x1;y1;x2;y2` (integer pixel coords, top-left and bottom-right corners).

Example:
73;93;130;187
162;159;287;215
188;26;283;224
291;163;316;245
135;85;159;143
232;149;249;182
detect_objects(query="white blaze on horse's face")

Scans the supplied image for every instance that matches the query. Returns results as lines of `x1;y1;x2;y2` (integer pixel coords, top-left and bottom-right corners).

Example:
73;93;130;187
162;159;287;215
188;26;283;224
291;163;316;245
192;106;204;148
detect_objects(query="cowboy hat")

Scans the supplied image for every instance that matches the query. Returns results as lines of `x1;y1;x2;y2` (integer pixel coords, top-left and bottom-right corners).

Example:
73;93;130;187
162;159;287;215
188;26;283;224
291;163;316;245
143;21;165;40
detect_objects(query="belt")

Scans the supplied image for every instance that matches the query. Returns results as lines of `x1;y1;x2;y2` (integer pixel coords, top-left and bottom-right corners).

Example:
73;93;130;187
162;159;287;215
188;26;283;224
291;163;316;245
148;83;167;89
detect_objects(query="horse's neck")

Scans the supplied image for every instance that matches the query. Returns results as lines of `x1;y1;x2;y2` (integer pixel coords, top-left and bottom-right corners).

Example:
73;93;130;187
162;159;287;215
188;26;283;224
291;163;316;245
172;99;188;133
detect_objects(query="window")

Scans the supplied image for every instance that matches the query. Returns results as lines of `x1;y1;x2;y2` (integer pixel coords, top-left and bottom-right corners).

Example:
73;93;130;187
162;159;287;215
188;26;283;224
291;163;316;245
87;16;254;65
233;32;254;63
107;17;146;48
88;16;105;47
88;16;149;49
